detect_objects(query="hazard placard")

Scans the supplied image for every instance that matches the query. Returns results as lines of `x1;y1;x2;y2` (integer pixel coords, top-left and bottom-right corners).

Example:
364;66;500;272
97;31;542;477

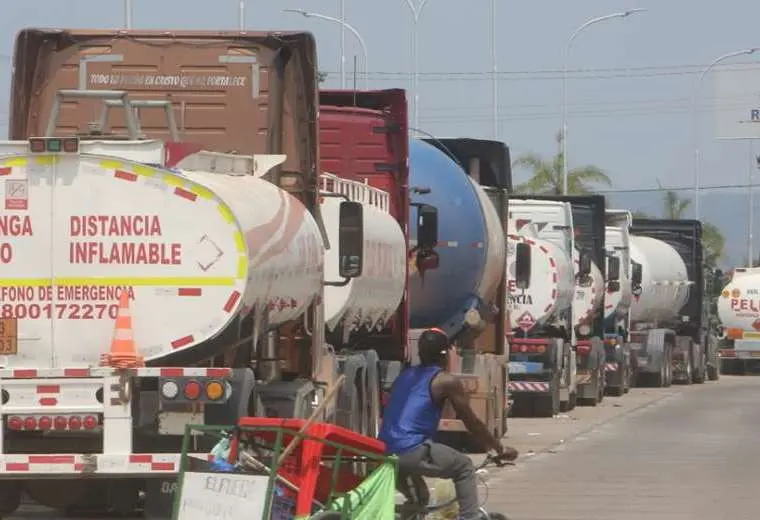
5;179;28;210
517;311;536;332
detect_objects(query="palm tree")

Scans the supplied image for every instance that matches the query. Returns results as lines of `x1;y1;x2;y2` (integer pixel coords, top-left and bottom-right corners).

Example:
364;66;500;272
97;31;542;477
513;130;612;195
638;185;725;268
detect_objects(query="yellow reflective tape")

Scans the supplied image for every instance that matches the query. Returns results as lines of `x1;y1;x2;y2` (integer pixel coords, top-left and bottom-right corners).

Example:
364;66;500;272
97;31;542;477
0;278;49;287
237;256;248;279
132;164;156;178
0;277;236;287
163;174;185;187
744;332;760;339
34;155;58;166
100;159;123;170
0;157;28;167
234;232;245;253
218;204;234;223
191;185;214;200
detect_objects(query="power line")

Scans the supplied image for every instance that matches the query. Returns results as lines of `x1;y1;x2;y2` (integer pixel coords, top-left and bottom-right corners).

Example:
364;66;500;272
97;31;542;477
573;183;760;195
321;60;760;80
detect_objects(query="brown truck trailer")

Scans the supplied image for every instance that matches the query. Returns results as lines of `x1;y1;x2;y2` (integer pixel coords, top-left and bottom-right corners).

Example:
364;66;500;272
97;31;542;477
5;28;344;518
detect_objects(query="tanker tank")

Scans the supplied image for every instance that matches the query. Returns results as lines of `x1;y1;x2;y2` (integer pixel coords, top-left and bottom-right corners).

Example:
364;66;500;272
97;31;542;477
717;267;760;332
320;173;406;335
629;235;690;324
0;152;325;369
408;139;506;335
506;223;574;330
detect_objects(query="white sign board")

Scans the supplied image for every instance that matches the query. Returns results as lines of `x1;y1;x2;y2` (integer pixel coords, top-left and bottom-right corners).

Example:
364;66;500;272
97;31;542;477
713;64;760;139
175;472;269;520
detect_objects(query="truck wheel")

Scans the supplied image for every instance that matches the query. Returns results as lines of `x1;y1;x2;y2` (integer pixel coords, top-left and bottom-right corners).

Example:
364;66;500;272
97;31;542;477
693;355;706;384
653;361;666;387
0;484;21;518
707;363;720;381
682;358;693;386
533;383;560;418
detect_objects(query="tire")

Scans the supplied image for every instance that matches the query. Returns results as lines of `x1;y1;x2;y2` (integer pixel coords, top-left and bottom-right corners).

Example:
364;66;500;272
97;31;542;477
653;361;666;387
485;513;510;520
533;381;559;417
707;363;720;381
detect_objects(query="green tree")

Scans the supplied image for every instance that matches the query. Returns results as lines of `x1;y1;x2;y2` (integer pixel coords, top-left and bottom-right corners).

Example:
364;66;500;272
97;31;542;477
513;130;612;195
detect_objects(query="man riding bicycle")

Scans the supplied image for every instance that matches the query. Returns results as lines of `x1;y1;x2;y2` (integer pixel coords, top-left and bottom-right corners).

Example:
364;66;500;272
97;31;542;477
379;327;518;519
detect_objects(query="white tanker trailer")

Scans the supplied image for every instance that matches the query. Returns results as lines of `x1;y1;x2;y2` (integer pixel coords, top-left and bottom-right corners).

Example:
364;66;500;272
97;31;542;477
506;199;578;416
602;210;635;396
0;134;383;516
629;219;709;386
717;267;760;374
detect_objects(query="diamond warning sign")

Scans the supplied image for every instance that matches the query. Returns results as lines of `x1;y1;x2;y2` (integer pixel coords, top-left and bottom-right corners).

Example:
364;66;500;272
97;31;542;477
5;180;28;210
517;311;536;332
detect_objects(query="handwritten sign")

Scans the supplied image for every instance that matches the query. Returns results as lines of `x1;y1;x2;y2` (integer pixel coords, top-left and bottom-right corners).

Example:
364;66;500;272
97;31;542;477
175;472;269;520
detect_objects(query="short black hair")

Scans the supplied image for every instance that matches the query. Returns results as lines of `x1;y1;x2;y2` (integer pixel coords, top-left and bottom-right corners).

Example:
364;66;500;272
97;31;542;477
418;328;449;365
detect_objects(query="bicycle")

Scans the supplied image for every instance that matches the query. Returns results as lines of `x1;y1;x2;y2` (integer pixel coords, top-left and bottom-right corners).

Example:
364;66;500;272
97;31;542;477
394;453;512;520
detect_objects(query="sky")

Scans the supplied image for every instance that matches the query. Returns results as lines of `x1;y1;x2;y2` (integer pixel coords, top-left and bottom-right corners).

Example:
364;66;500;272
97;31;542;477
2;0;760;266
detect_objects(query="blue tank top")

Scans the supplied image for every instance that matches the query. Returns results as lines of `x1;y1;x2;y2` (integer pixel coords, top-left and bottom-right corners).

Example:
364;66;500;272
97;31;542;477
379;365;443;455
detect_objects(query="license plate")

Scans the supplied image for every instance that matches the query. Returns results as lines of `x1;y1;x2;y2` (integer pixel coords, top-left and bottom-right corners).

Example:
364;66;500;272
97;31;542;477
509;361;543;374
0;318;17;355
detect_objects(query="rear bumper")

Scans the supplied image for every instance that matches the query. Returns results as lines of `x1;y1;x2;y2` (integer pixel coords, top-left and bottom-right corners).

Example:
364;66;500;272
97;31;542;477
0;453;213;478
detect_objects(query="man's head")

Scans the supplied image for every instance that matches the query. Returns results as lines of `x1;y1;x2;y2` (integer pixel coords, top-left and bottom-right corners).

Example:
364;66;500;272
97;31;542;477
418;328;450;367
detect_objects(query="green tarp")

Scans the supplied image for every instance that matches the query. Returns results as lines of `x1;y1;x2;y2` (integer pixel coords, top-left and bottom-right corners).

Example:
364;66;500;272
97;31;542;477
321;460;397;519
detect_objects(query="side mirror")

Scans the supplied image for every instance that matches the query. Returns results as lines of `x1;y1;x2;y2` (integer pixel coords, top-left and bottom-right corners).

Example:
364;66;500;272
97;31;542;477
631;262;643;286
607;256;621;282
515;242;531;290
578;252;592;277
417;204;438;250
338;201;364;279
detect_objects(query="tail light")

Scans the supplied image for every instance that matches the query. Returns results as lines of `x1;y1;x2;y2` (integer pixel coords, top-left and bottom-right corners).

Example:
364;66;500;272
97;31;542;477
511;343;547;354
6;414;100;431
159;377;230;403
576;344;592;356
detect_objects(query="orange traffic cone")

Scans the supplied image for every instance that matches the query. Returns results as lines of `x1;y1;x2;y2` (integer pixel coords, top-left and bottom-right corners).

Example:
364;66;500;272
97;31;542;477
100;290;144;369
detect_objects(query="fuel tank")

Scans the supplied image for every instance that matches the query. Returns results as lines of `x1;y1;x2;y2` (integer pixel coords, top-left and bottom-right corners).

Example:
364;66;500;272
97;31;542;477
407;139;506;336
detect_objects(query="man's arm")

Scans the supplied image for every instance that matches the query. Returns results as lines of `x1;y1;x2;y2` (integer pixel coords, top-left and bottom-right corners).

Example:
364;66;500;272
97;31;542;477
437;373;503;453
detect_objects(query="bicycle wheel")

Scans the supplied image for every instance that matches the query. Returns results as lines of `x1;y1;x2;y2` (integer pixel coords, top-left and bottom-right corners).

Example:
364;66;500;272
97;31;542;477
484;513;509;520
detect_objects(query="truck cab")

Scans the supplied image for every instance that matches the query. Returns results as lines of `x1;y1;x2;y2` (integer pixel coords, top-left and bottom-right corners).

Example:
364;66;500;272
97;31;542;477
506;199;577;416
602;209;635;396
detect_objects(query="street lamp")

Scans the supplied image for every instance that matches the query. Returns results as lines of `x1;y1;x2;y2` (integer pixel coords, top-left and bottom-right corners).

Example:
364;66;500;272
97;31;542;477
692;48;759;220
561;9;646;196
283;9;369;89
402;0;433;132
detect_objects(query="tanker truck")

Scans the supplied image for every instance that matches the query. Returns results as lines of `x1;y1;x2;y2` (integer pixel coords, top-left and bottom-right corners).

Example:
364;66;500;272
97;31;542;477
2;28;418;517
405;138;510;446
505;200;577;417
602;209;635;396
511;195;607;406
716;267;760;374
629;219;708;386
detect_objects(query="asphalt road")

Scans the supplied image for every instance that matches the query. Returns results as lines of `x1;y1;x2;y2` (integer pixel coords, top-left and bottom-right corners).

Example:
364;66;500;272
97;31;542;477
9;376;757;519
483;375;759;520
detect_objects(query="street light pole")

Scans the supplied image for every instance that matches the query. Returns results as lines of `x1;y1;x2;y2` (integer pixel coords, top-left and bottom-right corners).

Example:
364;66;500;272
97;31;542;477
402;0;433;132
124;0;133;28
339;0;346;88
691;48;758;220
490;0;498;139
238;0;245;30
561;9;645;196
282;9;369;89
